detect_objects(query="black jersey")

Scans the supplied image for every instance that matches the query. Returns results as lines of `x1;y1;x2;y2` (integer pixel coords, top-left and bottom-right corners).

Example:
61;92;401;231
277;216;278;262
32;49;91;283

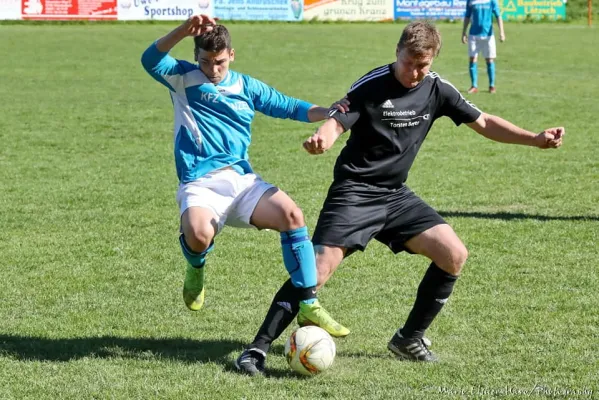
331;64;482;188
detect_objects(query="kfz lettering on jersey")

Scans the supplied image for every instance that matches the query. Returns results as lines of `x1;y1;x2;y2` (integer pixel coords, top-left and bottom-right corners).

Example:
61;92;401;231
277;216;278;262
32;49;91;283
201;90;250;111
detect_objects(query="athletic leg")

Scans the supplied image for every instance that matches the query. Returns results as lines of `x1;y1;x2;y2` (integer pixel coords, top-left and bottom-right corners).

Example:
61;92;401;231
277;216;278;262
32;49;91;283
390;224;468;361
236;245;346;375
484;36;497;92
179;206;218;311
487;58;496;92
250;188;349;338
468;35;479;93
236;180;385;374
469;56;478;92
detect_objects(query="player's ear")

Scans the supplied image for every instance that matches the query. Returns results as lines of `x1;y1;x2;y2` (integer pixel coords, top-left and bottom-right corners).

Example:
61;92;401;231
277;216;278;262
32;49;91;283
229;48;235;62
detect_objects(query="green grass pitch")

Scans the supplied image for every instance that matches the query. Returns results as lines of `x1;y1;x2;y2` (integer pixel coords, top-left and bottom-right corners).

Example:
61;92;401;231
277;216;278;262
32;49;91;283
0;22;598;399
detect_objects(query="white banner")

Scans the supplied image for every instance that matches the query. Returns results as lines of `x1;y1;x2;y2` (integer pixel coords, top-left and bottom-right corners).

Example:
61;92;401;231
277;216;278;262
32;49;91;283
303;0;393;20
117;0;213;20
0;0;21;19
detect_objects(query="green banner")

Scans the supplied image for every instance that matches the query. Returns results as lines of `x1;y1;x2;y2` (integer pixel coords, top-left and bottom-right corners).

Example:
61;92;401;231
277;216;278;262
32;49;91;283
500;0;566;20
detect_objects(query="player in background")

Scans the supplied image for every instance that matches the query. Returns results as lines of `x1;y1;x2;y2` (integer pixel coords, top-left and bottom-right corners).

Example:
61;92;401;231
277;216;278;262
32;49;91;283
462;0;505;94
236;20;564;375
141;15;349;351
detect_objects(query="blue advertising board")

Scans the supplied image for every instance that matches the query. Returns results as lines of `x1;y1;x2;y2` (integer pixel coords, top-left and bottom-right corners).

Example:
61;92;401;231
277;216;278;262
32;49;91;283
394;0;467;19
215;0;303;20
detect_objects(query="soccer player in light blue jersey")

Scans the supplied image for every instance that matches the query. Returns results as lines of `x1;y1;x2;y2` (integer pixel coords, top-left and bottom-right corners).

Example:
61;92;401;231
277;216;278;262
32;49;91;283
141;15;349;342
462;0;506;94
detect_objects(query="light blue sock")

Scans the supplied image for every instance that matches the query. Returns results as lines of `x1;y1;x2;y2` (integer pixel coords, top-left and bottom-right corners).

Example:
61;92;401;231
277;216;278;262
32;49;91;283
179;234;213;268
469;61;478;88
281;227;317;304
487;62;496;87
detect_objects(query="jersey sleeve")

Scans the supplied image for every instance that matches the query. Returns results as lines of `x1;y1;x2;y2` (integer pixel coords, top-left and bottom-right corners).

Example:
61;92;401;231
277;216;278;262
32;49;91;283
330;84;364;131
464;0;472;18
438;78;482;126
492;0;501;18
141;42;192;94
244;75;312;122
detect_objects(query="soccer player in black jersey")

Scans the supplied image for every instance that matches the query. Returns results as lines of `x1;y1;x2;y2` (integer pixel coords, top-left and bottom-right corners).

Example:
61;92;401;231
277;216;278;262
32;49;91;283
235;21;564;374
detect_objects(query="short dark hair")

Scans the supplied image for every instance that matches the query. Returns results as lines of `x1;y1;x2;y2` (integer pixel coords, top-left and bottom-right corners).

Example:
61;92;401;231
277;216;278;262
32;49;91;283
193;25;232;52
398;21;442;57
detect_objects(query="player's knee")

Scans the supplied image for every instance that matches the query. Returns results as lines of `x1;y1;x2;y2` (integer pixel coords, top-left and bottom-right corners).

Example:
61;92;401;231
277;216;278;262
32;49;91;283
448;244;468;275
281;206;305;231
184;229;213;253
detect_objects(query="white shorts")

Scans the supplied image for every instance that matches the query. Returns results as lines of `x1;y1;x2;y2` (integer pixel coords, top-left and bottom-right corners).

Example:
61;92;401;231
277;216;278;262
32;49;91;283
176;167;275;233
468;35;497;59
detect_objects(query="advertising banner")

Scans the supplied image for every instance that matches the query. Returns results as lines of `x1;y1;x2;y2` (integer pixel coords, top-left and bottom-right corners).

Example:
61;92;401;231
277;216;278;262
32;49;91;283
303;0;393;20
215;0;302;21
1;0;567;21
394;0;467;19
21;0;118;19
0;0;21;19
500;0;566;20
118;0;213;20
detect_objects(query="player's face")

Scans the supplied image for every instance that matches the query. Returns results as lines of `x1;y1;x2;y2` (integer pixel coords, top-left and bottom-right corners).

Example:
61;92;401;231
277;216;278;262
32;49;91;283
394;47;434;88
196;48;235;84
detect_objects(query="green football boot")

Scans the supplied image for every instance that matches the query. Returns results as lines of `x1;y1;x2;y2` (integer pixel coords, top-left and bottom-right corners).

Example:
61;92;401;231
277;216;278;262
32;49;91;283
183;265;205;311
297;300;350;338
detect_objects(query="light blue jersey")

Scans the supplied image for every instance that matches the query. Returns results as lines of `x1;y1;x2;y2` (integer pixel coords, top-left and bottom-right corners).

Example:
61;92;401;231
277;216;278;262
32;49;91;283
465;0;501;37
141;43;313;184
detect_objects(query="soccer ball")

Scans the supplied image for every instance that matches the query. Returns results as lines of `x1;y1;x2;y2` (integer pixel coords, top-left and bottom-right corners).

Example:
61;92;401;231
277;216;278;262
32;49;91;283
284;326;336;376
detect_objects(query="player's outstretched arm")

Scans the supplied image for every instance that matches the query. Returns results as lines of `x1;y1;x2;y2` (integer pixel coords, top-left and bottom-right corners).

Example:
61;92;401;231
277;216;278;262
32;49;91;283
303;118;346;155
306;106;331;122
306;98;351;122
466;113;564;149
142;14;217;89
155;14;216;53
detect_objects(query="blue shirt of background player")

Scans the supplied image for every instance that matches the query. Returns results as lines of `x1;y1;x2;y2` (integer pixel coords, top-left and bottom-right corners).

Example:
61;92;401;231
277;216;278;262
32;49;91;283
465;0;502;37
141;43;313;184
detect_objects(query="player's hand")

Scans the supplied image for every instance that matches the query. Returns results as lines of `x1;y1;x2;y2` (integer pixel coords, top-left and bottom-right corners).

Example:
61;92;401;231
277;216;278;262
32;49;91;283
535;127;565;149
184;14;217;37
500;32;506;42
462;34;468;44
303;130;329;155
328;96;350;115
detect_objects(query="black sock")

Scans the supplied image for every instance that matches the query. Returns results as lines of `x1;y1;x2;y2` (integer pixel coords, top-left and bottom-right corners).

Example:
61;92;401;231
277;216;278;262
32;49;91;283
250;279;300;353
400;263;458;339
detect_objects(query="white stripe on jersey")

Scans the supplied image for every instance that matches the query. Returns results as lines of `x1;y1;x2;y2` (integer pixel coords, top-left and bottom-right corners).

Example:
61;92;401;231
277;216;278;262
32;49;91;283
163;73;184;93
163;69;212;94
171;91;203;147
427;72;481;113
217;77;244;96
183;70;212;89
349;65;390;92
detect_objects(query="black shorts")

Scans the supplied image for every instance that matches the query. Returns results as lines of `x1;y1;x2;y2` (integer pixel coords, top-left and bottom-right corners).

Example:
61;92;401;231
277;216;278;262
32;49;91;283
312;180;446;256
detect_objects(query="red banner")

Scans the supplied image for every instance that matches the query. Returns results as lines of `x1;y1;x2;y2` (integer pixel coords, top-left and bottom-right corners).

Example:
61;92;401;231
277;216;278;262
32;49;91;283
21;0;117;19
